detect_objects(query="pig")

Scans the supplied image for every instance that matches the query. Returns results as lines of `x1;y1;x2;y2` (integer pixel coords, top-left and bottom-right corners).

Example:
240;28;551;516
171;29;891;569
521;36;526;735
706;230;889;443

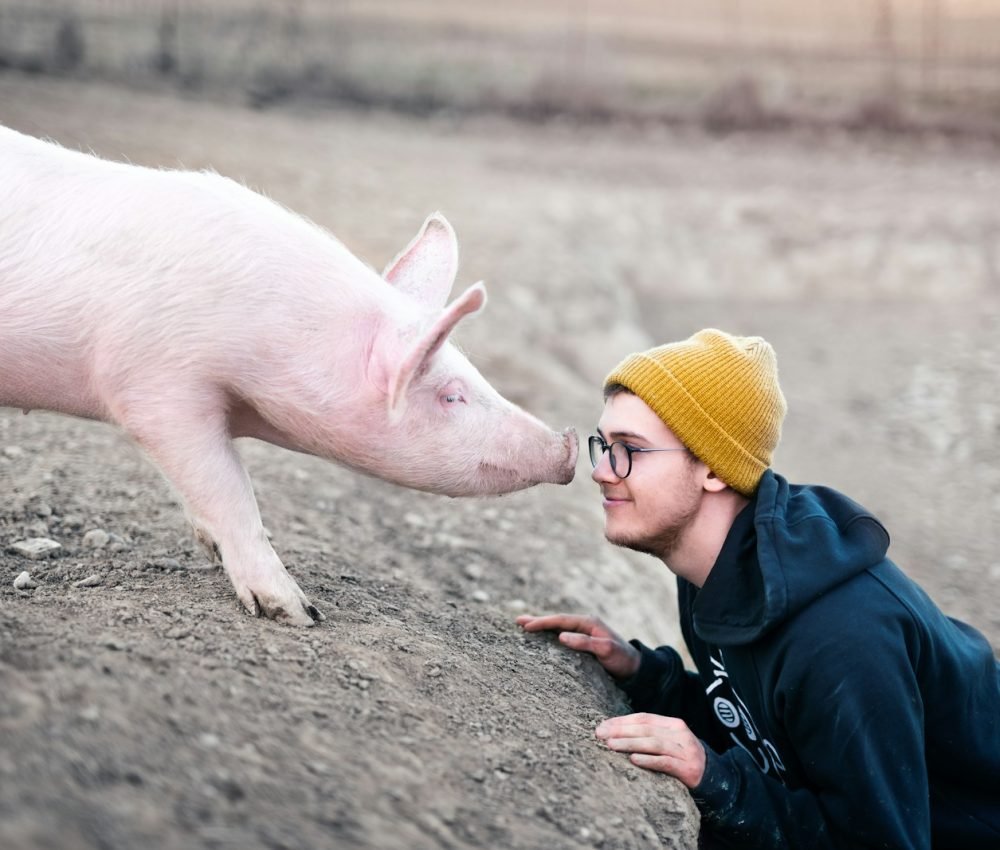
0;125;578;625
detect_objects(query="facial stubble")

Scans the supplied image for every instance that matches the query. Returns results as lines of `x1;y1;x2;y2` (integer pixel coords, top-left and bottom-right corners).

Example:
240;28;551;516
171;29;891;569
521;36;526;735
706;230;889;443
604;465;702;561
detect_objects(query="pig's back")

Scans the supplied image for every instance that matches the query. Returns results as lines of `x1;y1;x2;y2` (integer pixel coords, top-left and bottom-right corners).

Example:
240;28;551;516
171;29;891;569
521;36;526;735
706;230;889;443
0;125;385;419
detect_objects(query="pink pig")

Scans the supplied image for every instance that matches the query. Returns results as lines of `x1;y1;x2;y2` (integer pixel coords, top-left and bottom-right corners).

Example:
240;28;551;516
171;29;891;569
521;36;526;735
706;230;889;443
0;125;578;625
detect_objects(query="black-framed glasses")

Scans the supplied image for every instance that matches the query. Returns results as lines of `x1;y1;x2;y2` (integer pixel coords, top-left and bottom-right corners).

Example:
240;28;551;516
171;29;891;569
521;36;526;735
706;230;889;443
588;435;689;479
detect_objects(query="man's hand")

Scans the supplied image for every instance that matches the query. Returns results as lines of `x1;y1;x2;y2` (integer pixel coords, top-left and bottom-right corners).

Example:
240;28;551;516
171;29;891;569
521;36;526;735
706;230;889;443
515;613;641;680
595;713;706;789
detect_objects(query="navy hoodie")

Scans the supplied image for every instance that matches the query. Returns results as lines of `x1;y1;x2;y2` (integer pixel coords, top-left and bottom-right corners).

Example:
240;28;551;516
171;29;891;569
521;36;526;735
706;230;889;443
619;470;1000;849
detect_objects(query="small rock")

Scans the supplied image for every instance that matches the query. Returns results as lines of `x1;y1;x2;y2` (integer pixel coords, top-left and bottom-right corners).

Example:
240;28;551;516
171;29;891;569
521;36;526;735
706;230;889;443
434;532;474;549
83;529;111;549
31;501;53;518
150;557;182;571
462;563;483;580
3;445;24;458
9;538;62;560
99;635;125;651
74;574;103;588
13;571;37;590
471;589;490;603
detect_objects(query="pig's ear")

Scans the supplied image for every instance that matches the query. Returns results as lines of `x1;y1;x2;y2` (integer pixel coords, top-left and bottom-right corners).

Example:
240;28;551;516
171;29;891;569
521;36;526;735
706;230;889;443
382;212;459;311
387;282;487;418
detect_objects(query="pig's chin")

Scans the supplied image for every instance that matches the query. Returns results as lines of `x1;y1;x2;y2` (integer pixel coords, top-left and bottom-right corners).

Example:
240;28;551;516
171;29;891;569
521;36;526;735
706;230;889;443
475;462;537;496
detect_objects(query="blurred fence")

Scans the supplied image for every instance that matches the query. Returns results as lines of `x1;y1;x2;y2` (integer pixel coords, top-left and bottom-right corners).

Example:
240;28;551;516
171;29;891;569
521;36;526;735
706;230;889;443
0;0;998;132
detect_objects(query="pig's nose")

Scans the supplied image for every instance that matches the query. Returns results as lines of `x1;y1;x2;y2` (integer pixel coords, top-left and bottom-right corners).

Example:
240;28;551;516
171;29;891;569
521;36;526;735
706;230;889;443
561;427;579;480
563;428;580;469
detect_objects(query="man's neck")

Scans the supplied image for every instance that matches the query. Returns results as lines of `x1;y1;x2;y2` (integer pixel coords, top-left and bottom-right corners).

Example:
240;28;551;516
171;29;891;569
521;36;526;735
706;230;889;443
662;489;750;588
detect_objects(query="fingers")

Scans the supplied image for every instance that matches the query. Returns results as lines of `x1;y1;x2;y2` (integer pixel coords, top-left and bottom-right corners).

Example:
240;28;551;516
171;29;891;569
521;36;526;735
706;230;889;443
594;714;707;788
516;613;606;635
558;632;615;657
604;735;685;756
596;714;685;737
627;753;678;774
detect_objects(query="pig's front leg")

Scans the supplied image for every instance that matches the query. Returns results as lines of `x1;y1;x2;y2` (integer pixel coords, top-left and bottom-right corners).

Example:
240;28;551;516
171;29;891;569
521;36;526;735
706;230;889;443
125;406;323;626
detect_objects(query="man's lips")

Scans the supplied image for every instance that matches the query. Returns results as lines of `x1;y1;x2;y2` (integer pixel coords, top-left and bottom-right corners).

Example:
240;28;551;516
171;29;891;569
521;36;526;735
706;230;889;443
602;493;631;508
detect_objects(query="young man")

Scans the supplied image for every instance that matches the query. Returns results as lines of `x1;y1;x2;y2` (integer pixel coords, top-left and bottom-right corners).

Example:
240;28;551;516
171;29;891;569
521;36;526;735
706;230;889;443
518;329;1000;849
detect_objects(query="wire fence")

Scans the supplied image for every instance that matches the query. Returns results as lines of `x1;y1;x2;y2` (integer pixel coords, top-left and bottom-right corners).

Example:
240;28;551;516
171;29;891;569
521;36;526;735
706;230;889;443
1;0;998;133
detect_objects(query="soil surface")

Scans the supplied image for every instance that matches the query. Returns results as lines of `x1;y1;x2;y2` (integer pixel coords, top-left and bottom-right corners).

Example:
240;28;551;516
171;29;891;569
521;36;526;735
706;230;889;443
1;74;998;850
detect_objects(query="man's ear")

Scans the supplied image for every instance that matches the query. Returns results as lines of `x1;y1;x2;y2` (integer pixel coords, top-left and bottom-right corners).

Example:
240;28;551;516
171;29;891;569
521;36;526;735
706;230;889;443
387;282;487;420
382;212;459;311
703;469;730;494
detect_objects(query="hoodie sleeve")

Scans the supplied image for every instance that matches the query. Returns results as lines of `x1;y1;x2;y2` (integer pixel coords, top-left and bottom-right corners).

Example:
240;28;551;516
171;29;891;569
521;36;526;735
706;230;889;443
690;613;931;849
617;640;732;753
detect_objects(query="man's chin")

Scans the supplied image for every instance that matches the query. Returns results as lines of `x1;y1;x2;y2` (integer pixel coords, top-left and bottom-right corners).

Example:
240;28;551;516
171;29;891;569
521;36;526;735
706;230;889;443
604;530;663;559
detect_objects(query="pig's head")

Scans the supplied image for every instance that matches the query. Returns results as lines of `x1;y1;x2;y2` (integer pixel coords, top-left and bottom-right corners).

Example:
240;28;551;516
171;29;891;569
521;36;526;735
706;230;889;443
361;213;578;497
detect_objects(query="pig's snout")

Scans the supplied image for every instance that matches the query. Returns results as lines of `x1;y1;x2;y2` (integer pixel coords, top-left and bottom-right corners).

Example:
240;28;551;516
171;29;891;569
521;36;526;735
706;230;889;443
475;425;577;495
556;427;579;484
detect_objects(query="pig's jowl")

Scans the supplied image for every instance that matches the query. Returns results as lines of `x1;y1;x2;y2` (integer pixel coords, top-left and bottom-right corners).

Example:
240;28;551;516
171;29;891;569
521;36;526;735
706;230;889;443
0;126;579;625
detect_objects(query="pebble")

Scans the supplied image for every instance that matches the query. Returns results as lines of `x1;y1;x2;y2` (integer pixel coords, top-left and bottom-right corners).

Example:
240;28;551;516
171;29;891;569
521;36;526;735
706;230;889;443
31;501;53;518
471;589;490;603
9;538;62;560
74;574;103;588
462;563;483;580
13;571;37;590
150;557;183;571
83;529;110;549
3;445;24;458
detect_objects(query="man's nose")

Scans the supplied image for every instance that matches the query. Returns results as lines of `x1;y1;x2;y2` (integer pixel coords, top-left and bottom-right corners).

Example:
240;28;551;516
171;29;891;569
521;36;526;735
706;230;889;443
591;451;620;484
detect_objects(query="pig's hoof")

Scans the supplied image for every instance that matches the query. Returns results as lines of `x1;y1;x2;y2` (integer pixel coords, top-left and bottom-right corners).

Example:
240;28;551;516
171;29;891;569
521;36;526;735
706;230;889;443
244;591;324;627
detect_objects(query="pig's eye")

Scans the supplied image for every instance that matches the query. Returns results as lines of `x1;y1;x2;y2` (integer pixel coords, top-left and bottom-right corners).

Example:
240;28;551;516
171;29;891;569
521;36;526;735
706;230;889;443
442;392;466;405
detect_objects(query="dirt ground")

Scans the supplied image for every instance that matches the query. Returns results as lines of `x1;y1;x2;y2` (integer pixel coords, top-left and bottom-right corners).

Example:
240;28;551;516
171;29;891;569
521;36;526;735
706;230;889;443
1;74;998;850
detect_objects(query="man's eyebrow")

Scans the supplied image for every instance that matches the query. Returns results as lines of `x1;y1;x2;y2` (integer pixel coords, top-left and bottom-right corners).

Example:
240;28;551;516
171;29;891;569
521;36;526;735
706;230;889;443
597;427;650;443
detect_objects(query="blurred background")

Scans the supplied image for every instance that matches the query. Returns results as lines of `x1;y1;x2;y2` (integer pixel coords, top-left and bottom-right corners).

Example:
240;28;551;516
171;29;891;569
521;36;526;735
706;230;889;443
1;0;999;133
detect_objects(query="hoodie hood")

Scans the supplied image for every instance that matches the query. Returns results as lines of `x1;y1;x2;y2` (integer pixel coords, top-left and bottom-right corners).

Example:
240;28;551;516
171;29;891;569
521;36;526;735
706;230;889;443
693;469;891;645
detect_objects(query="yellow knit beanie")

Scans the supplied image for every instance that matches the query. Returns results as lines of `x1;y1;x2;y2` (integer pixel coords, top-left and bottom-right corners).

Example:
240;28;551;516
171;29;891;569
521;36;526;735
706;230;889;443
604;329;786;496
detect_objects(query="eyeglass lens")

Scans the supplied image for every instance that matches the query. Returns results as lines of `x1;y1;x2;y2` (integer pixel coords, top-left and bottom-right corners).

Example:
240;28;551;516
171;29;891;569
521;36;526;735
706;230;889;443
588;437;630;478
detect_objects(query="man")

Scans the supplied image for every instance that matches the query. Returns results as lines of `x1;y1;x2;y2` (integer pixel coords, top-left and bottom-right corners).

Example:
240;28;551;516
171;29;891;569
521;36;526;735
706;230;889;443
517;329;1000;849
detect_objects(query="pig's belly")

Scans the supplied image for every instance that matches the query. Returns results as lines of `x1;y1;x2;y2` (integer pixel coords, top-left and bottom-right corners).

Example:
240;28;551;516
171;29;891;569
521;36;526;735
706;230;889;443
0;340;106;421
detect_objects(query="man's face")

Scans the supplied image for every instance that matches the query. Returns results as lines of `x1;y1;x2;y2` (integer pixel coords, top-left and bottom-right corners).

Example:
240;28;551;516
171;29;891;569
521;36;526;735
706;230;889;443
593;392;704;560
